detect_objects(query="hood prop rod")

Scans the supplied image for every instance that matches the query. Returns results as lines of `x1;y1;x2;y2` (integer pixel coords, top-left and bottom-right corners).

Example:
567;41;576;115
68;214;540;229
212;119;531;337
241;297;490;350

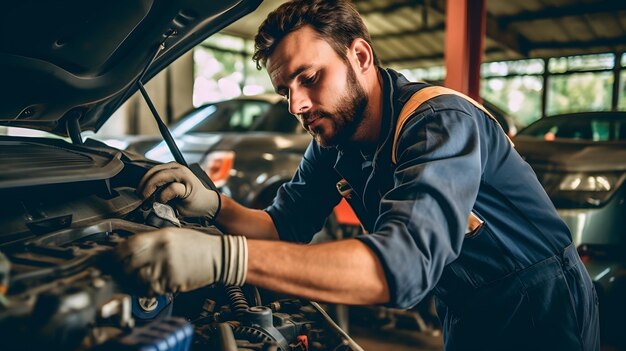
137;82;187;167
134;33;218;192
136;33;188;167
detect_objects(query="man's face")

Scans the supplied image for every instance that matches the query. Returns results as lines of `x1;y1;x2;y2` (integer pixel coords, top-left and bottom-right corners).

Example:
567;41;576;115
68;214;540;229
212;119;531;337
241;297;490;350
266;26;368;147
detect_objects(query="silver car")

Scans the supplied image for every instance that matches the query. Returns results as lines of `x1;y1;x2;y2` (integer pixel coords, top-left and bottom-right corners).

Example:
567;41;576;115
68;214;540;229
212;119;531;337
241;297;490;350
514;111;626;348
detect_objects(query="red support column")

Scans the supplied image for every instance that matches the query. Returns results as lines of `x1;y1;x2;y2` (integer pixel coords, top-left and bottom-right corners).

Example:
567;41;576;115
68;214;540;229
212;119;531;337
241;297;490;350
444;0;487;102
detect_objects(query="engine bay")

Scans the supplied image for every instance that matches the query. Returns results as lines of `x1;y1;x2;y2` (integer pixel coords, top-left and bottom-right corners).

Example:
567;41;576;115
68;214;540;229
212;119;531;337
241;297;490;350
0;138;361;351
0;216;358;351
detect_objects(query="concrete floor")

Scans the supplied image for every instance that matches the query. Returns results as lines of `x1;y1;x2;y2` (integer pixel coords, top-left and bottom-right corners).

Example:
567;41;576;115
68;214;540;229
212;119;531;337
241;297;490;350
351;326;621;351
351;326;443;351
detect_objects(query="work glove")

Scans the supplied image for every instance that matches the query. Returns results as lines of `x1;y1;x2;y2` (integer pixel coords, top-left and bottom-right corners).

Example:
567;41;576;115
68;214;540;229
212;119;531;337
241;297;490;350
138;162;220;220
114;228;248;295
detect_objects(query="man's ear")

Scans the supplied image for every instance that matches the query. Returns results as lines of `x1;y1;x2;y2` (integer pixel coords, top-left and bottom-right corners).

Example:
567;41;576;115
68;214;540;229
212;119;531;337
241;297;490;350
349;38;374;73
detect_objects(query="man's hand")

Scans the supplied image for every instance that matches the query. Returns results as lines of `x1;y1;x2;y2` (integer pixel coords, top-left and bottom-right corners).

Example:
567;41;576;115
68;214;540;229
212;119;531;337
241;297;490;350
114;228;248;295
139;162;220;219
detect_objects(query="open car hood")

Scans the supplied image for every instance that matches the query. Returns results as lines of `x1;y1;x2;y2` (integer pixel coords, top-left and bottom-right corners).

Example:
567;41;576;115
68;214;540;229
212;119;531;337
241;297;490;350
0;0;261;136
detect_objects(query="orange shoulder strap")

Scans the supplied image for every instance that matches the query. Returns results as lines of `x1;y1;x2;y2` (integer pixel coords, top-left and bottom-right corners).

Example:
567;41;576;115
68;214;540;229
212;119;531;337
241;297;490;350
391;86;513;164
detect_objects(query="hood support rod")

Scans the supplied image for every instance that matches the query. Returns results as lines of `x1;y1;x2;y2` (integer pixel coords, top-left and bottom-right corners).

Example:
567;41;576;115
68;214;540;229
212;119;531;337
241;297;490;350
137;81;187;167
136;34;188;167
133;33;218;193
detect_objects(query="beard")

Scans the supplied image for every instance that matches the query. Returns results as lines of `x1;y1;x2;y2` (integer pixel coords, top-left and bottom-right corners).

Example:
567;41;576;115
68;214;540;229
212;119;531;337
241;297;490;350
302;65;368;148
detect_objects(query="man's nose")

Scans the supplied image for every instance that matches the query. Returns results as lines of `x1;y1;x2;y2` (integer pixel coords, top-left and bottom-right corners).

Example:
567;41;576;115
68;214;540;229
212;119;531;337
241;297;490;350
288;90;311;116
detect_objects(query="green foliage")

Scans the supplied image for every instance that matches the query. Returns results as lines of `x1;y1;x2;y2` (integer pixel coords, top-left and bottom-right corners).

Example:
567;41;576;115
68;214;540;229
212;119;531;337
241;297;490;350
547;72;613;116
620;72;626;111
481;76;542;127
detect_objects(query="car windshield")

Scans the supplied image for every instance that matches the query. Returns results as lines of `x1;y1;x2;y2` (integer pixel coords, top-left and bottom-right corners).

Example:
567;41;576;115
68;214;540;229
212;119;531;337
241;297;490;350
518;112;626;142
170;99;298;136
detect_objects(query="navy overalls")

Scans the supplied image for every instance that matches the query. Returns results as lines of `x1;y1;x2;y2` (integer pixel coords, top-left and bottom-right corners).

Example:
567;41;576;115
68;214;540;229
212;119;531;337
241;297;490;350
266;68;600;350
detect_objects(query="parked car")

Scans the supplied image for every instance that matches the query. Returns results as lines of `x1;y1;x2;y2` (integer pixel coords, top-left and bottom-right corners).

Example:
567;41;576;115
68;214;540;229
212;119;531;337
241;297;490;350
514;111;626;348
128;95;310;207
0;1;363;350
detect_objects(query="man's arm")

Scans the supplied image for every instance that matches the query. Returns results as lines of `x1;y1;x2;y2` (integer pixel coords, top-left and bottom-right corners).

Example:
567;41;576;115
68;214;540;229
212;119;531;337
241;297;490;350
216;196;280;241
247;238;390;305
115;227;390;303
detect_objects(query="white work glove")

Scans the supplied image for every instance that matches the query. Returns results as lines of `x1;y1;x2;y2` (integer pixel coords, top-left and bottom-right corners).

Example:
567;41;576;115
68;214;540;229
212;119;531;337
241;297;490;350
114;228;248;295
138;162;220;220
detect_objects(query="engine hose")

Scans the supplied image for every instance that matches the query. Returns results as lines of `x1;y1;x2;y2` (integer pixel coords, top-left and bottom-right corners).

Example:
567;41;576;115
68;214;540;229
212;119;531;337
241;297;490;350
216;323;238;351
225;285;249;318
248;285;262;306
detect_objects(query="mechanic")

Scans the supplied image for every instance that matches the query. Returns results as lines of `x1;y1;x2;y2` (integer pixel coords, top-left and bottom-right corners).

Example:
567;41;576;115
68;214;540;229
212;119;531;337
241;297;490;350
115;1;599;350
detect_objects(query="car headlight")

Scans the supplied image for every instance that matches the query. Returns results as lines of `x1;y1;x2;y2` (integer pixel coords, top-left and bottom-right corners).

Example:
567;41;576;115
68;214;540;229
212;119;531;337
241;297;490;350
539;172;626;208
201;151;235;188
558;174;617;192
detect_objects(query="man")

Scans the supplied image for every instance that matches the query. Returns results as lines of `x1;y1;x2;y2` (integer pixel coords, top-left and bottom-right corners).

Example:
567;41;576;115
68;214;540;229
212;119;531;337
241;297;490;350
115;1;599;350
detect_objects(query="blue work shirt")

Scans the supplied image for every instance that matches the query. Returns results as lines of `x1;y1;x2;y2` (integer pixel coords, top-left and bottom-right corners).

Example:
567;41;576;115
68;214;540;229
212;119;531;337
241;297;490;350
265;68;573;309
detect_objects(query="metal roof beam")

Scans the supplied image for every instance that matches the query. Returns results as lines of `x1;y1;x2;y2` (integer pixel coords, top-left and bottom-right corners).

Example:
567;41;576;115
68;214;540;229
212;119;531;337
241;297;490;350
437;2;528;56
381;52;445;65
370;23;445;40
485;14;528;55
426;1;528;57
367;2;528;56
499;1;626;27
358;0;529;57
355;0;424;15
381;47;503;65
529;35;626;51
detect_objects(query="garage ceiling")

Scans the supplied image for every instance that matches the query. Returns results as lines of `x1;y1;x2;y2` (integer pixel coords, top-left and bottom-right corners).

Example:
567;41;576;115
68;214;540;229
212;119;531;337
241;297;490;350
223;0;626;68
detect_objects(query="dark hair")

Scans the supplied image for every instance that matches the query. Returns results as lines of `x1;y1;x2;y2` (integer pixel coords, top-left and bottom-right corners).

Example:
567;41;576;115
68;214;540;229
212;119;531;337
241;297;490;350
252;0;380;70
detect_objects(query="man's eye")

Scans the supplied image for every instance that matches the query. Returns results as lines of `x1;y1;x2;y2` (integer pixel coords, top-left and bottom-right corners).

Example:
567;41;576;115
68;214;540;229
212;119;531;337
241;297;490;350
276;90;288;99
301;74;317;86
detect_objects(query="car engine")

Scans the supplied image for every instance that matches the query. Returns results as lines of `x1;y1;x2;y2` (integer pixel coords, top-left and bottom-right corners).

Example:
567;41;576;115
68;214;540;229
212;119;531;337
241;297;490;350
0;137;361;351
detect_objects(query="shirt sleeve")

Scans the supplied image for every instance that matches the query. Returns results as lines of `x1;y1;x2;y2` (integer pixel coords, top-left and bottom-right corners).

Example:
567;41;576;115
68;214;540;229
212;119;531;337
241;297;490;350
357;97;483;309
265;141;343;243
